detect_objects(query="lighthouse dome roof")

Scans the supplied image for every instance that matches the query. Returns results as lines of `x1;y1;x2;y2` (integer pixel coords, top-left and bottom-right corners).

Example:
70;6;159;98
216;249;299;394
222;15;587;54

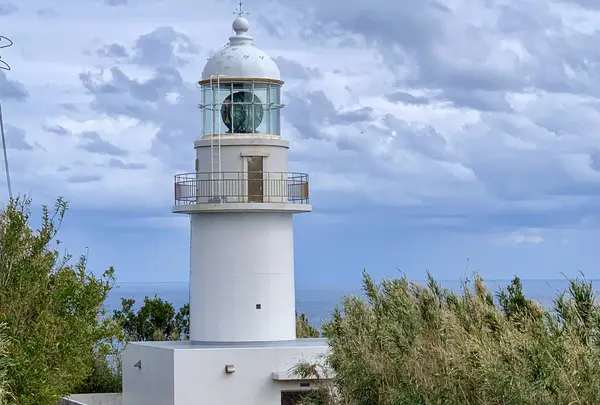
201;17;281;81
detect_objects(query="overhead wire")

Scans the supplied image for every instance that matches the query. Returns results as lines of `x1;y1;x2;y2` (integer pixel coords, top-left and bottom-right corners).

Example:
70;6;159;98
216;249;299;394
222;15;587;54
0;35;13;200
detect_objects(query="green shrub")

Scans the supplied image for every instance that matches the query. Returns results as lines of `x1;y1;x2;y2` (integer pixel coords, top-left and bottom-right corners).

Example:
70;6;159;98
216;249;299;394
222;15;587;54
0;197;118;405
297;312;320;338
295;271;600;405
0;323;12;405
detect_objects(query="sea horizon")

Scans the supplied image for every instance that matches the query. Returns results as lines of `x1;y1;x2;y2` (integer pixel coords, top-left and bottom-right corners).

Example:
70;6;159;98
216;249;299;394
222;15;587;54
105;278;600;328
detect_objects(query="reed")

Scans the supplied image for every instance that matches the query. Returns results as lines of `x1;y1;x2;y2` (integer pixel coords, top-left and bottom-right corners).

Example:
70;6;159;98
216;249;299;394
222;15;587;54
294;271;600;405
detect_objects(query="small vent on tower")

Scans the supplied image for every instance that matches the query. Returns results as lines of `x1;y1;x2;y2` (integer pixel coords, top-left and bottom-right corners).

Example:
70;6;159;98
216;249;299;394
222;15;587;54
256;304;261;309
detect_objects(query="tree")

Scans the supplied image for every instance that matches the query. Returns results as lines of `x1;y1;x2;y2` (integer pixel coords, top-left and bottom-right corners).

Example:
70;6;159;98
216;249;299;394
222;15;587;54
296;312;320;338
0;196;118;405
112;297;190;342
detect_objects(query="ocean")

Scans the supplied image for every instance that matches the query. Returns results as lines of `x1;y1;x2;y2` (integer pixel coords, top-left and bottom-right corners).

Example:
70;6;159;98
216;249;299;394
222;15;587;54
104;279;597;328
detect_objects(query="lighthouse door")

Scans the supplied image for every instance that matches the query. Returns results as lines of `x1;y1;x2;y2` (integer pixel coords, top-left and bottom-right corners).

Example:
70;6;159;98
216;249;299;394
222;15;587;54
247;156;264;202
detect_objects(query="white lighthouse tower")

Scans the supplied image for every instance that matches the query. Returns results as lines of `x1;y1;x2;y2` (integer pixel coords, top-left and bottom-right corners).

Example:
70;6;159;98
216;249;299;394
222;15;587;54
122;7;328;405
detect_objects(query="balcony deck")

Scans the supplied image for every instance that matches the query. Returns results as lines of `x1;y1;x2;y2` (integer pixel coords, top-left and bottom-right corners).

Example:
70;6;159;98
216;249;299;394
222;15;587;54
173;171;311;214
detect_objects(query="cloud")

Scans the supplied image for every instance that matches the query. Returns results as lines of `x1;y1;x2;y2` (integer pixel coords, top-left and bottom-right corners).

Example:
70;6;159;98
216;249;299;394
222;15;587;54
385;92;429;105
36;7;56;18
104;0;127;6
129;27;198;68
79;131;128;156
4;124;33;150
97;43;129;59
0;71;28;101
0;3;16;15
565;0;600;10
107;158;146;170
67;173;102;183
274;56;320;79
0;0;599;236
503;229;545;245
42;124;70;136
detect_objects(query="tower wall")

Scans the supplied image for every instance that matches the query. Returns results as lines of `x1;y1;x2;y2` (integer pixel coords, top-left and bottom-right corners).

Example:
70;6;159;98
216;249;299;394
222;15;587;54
189;212;297;342
194;137;289;173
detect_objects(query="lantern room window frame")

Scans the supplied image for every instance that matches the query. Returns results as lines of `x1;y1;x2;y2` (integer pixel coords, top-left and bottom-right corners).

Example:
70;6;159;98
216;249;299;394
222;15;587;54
200;79;283;137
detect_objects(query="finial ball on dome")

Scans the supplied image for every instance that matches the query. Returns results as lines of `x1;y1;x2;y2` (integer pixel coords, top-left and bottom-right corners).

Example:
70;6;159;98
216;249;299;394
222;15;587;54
232;17;250;35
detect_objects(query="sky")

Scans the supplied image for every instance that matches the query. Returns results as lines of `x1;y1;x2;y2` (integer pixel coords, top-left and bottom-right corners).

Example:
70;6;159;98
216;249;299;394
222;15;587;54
0;0;599;288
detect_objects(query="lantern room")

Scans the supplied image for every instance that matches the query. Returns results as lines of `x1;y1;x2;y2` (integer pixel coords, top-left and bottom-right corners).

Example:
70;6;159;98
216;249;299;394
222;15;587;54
198;17;283;138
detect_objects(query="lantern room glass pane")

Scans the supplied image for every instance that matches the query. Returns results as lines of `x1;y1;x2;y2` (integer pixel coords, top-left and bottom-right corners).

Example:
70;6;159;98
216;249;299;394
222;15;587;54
270;84;281;105
202;81;283;137
201;83;232;136
252;83;269;135
215;83;232;134
201;85;213;136
223;83;257;133
269;105;281;135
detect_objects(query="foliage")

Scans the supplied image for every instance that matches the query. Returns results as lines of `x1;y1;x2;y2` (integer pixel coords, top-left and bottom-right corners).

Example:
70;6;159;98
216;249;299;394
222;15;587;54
75;297;190;395
113;297;190;342
0;324;12;405
0;196;118;405
72;348;122;395
113;297;316;342
294;270;600;405
296;312;320;338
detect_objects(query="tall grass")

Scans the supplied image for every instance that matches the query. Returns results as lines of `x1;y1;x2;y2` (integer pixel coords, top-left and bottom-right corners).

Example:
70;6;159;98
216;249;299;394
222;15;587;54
0;324;12;405
294;271;600;405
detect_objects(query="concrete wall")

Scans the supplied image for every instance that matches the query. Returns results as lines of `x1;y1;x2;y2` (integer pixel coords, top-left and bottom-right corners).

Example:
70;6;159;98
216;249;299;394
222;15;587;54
192;137;292;204
189;212;296;342
122;341;328;405
122;344;174;405
173;344;326;405
60;393;121;405
195;137;289;174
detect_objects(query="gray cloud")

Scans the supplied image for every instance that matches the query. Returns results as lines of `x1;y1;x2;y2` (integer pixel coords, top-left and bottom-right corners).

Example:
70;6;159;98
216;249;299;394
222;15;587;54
0;71;28;101
104;0;127;6
108;158;146;170
256;15;283;38
79;62;195;168
0;3;16;15
36;7;56;18
274;57;320;79
72;2;600;232
287;0;600;113
284;90;375;141
382;115;453;162
67;173;102;183
60;103;79;112
79;131;127;156
4;124;33;150
130;27;198;67
435;89;513;113
562;0;600;9
97;43;129;59
81;66;183;105
385;92;429;105
42;124;70;136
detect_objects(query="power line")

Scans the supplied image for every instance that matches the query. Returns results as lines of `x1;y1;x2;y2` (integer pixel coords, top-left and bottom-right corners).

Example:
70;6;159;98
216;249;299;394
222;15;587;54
0;35;13;200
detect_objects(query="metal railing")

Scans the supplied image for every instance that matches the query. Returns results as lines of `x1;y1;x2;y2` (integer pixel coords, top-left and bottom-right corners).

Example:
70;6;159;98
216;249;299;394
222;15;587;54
174;172;309;205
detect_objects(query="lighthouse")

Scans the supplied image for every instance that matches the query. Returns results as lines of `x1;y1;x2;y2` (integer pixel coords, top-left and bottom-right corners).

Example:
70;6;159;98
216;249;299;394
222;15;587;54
122;8;328;405
173;13;310;343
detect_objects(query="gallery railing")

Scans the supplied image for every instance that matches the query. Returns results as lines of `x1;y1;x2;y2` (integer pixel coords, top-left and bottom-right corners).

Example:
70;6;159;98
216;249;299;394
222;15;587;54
174;171;309;205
